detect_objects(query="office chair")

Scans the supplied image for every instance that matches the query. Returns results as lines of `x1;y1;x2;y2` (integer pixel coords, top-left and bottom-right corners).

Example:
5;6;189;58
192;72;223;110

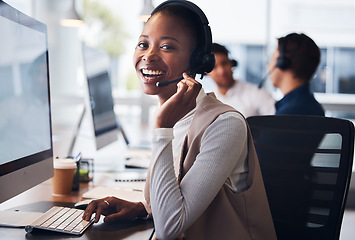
246;115;354;240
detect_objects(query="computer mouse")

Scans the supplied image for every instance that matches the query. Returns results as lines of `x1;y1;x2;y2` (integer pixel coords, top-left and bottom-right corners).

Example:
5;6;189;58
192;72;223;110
74;199;93;210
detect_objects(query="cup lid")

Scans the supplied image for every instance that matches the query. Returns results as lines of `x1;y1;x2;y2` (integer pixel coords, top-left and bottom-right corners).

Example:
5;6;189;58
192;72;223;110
53;158;77;169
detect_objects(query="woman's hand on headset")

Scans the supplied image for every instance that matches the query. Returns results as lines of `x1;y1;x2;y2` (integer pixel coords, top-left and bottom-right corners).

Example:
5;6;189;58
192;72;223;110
155;73;201;129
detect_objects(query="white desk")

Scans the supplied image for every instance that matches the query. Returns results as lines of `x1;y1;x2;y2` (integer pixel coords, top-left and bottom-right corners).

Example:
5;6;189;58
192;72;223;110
0;168;152;239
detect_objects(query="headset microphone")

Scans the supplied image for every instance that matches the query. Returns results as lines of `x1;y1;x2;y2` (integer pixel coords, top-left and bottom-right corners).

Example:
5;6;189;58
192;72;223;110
258;67;276;89
156;76;184;87
156;70;193;87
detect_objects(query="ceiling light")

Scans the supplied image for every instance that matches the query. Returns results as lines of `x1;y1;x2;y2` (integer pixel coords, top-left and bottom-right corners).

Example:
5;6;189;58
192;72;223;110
140;0;154;22
61;0;83;27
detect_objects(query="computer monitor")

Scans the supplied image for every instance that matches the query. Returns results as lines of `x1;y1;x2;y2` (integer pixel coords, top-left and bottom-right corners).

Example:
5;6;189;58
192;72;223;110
82;45;125;150
0;1;53;203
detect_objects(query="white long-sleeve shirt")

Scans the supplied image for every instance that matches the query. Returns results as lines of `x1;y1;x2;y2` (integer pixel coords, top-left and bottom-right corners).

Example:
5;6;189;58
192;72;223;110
215;80;275;118
145;89;249;239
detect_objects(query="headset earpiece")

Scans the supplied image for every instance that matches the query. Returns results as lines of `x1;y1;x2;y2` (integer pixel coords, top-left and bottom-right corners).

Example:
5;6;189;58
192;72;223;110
190;48;215;75
202;52;216;73
276;55;291;70
276;36;291;70
231;59;238;68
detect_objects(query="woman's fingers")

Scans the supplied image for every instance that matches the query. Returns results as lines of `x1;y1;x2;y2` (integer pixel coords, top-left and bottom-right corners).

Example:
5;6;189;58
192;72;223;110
83;200;97;221
83;197;112;223
177;73;201;105
183;72;199;84
177;73;201;97
155;72;202;128
83;197;147;223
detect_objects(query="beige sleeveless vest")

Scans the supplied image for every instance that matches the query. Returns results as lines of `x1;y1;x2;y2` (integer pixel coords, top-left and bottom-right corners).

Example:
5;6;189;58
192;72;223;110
146;93;276;240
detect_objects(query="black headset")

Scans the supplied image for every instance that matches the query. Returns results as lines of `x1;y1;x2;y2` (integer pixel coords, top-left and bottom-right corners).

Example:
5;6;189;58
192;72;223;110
151;0;215;77
276;35;292;70
231;59;238;68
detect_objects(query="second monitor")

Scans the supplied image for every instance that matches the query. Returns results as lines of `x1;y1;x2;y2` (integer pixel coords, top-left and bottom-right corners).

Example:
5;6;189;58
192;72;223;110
82;45;123;151
82;45;150;152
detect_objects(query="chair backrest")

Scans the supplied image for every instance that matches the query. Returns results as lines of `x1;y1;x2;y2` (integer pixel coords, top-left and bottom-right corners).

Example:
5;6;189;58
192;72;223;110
246;115;354;240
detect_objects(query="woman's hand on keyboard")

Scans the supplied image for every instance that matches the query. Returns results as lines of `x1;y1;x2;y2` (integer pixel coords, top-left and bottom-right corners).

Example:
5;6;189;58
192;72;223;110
82;196;147;223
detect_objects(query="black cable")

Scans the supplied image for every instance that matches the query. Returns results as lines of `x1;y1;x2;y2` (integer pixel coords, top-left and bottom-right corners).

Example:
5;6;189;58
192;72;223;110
148;228;155;240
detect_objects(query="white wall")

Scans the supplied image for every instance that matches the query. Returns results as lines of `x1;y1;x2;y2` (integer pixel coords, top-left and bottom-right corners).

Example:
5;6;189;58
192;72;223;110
6;0;355;88
148;0;355;48
269;0;355;47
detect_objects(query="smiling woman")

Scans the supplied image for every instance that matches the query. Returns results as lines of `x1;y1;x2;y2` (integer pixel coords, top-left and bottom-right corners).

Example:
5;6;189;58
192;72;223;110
133;14;195;100
83;1;276;239
132;5;202;101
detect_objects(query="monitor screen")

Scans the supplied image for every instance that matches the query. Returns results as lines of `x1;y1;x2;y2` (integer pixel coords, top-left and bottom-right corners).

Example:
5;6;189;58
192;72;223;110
0;1;53;203
88;71;118;143
82;45;120;150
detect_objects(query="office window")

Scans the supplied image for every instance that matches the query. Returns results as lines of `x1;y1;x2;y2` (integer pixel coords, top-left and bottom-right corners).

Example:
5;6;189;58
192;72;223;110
227;45;355;97
335;48;355;94
311;47;355;94
244;45;266;85
227;44;266;85
311;48;327;93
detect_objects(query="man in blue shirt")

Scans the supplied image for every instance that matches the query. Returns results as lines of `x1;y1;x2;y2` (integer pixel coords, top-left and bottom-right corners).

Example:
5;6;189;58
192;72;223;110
268;33;325;116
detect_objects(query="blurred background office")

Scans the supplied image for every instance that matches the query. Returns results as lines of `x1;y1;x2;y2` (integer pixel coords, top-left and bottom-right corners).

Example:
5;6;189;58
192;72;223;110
3;0;355;238
7;0;355;125
5;0;355;166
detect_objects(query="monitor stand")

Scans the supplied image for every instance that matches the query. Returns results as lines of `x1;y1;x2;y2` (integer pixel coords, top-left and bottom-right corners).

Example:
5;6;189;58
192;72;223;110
67;106;86;157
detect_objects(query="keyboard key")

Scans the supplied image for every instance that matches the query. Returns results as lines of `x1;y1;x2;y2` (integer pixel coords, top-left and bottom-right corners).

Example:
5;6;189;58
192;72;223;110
33;206;63;227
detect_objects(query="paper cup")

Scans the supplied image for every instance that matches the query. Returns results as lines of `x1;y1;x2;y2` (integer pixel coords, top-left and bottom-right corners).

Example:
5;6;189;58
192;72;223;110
51;159;77;195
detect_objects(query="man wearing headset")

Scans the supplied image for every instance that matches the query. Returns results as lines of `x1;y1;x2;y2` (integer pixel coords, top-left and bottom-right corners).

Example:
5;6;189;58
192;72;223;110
207;43;276;118
268;33;325;116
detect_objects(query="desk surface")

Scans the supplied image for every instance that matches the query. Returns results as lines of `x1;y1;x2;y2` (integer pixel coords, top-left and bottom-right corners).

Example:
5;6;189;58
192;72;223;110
0;170;153;240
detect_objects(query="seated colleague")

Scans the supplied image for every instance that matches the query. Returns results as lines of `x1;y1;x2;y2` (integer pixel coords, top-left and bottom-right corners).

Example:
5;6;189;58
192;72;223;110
83;1;276;239
207;43;275;118
268;32;325;116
